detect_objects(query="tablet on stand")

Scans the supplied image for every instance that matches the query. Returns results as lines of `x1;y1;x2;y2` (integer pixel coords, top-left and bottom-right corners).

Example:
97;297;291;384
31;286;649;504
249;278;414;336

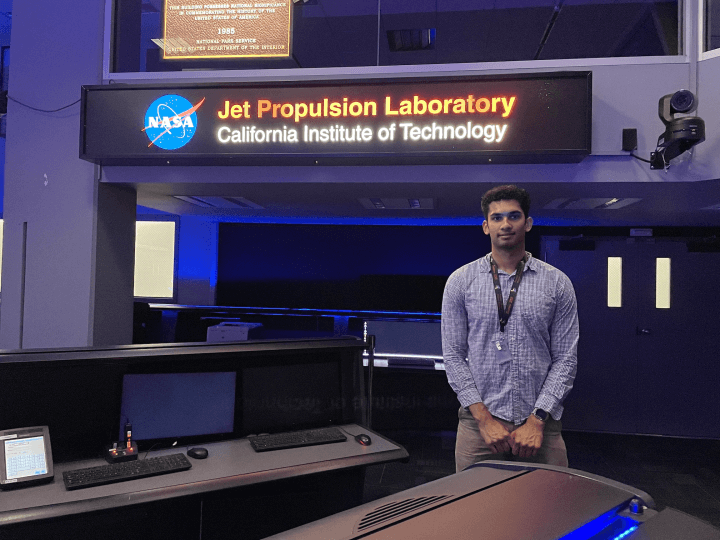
0;426;54;489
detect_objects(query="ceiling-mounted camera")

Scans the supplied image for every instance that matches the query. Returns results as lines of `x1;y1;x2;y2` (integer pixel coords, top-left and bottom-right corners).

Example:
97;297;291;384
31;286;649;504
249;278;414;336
650;90;705;169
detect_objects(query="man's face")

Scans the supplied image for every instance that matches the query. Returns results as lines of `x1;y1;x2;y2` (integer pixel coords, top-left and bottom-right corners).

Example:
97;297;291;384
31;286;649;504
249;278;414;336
482;199;533;251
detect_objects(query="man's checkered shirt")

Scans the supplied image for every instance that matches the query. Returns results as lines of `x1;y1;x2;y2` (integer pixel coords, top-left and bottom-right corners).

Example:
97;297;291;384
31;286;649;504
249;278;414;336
441;252;579;424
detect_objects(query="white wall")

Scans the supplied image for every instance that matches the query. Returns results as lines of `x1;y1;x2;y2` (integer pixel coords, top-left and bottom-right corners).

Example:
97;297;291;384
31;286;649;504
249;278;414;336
697;54;720;176
0;1;136;349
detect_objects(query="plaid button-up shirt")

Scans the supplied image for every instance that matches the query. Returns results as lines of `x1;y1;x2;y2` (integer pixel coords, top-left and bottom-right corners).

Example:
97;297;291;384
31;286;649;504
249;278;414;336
441;252;578;424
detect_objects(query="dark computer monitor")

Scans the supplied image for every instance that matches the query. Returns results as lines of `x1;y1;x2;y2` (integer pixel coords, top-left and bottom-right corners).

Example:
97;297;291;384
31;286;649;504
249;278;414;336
239;358;347;435
118;356;353;446
119;371;237;448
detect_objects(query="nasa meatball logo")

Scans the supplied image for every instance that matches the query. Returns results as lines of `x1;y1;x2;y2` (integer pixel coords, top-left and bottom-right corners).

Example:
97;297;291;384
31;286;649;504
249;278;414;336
143;95;205;150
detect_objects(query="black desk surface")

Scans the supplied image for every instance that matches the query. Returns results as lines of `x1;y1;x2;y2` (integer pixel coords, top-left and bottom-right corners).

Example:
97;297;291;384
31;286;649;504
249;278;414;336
0;424;407;527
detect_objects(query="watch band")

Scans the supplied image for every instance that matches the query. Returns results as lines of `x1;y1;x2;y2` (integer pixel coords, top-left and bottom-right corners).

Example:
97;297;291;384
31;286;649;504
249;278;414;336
531;407;549;422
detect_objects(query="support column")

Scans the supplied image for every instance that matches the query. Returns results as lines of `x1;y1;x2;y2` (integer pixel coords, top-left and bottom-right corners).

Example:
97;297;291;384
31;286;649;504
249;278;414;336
0;1;135;348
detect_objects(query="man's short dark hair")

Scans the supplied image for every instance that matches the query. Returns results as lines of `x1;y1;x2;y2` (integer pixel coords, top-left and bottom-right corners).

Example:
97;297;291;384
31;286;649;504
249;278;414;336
481;185;531;219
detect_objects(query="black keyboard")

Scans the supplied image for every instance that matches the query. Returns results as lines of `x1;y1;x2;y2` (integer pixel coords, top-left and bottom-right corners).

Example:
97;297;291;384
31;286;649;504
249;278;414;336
62;453;192;490
249;427;347;452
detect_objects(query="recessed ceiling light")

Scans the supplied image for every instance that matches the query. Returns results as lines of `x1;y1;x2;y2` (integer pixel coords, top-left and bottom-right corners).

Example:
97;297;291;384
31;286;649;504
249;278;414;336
543;198;641;210
173;196;264;209
359;198;435;210
173;196;214;208
369;198;386;209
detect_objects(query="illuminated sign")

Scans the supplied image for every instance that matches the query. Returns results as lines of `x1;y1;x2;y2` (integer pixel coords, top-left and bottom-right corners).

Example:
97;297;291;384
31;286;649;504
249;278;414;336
163;0;291;59
80;72;591;165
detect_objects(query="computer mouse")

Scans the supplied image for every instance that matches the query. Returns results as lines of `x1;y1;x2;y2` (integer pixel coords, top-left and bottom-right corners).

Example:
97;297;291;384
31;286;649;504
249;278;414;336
354;434;372;446
187;447;209;459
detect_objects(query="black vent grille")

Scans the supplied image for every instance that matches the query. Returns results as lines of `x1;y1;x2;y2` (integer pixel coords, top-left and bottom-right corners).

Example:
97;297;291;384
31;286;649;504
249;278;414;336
559;239;596;251
387;29;436;51
357;495;450;532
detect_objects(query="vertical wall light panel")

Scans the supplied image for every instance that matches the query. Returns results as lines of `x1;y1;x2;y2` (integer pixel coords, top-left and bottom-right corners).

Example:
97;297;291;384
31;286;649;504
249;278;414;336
607;257;622;307
656;258;671;309
134;221;176;298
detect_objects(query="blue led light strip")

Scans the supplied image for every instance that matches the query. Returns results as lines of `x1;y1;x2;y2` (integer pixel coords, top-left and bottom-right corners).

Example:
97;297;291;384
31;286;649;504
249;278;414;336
613;525;639;540
558;512;639;540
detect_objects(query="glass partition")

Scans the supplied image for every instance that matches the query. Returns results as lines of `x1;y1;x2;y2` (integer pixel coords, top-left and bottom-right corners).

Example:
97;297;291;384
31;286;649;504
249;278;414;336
705;0;720;51
110;0;682;75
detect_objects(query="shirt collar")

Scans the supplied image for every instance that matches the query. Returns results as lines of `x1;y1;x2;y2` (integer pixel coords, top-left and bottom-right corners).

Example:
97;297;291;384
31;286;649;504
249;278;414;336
482;252;536;274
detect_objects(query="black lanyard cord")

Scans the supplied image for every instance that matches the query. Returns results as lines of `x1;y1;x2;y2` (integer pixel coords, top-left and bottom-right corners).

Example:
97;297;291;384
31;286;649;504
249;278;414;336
490;255;527;332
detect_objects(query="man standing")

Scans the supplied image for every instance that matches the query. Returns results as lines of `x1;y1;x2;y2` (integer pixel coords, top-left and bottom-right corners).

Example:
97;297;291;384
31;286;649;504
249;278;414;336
442;185;578;472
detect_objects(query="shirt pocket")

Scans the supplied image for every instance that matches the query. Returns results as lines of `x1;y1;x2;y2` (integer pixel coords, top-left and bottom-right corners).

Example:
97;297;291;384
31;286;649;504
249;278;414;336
519;291;555;333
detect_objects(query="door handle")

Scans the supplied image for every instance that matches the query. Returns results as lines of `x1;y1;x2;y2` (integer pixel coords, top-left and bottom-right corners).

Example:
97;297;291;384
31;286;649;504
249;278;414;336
636;327;652;335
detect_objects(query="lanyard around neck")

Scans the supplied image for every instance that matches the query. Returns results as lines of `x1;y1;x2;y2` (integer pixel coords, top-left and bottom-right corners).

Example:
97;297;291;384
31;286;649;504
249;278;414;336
490;255;527;333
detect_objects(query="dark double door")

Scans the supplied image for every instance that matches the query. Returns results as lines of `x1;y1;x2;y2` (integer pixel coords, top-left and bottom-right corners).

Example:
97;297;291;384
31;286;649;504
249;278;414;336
543;237;720;438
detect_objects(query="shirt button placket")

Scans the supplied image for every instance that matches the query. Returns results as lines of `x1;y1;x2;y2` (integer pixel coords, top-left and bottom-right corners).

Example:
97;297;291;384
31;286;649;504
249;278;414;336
508;283;521;424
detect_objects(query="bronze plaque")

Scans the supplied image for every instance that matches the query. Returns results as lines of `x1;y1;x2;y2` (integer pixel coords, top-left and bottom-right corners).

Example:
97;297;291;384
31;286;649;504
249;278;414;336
163;1;291;59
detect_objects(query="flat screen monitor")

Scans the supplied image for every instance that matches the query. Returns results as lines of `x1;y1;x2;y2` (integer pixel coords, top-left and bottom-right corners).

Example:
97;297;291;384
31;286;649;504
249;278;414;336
240;360;344;435
119;372;237;447
366;320;442;357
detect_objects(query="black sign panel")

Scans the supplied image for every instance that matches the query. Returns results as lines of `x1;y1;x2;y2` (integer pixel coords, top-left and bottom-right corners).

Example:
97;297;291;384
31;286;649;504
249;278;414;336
80;72;591;166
